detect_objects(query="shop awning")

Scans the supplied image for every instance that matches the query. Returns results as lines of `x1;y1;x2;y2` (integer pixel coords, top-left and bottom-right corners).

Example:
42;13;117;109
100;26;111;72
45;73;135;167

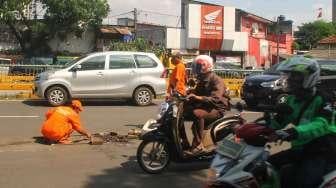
99;26;132;35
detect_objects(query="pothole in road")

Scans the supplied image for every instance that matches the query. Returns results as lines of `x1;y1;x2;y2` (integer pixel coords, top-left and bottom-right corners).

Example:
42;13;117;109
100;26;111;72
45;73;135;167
91;130;141;145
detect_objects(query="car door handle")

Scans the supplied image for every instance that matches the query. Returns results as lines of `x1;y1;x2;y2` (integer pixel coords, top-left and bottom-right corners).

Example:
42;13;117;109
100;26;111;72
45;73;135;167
130;70;136;74
97;72;104;76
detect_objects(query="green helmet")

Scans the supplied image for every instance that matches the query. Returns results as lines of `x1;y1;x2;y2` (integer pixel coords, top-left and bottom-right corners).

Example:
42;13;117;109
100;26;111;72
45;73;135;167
277;56;320;89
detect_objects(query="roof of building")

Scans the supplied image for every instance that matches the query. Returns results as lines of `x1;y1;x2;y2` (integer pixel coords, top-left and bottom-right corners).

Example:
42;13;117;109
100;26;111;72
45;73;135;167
237;9;274;24
99;26;132;35
318;35;336;44
189;0;220;6
190;1;274;25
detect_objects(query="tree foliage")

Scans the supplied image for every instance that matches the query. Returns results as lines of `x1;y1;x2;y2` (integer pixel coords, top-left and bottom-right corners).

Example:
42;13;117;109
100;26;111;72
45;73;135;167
42;0;109;39
295;20;336;50
109;38;166;58
0;0;109;55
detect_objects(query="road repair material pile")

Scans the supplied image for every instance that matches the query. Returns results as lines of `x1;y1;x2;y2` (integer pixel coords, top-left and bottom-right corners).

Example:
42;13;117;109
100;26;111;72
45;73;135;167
91;129;141;145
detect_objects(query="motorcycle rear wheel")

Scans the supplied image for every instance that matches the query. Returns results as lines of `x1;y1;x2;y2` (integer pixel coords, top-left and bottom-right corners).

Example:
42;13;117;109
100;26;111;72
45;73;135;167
137;140;170;174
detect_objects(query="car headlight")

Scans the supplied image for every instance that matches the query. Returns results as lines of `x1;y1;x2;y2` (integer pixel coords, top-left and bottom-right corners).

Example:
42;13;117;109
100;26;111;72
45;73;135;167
35;72;52;81
260;79;283;90
34;75;41;81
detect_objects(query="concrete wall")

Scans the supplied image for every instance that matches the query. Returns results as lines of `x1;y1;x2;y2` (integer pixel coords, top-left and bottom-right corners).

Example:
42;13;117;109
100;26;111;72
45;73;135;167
137;24;166;46
166;28;186;49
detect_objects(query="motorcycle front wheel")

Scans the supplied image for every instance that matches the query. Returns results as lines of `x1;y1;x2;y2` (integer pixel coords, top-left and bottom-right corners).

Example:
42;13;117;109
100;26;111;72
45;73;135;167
137;140;170;174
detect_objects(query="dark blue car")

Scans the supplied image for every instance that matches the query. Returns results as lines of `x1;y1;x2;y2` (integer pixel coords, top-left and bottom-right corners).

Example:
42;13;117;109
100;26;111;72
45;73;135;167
242;59;336;108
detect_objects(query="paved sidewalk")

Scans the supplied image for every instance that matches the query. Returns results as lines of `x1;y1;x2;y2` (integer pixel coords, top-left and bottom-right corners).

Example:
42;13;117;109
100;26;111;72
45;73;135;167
0;90;32;98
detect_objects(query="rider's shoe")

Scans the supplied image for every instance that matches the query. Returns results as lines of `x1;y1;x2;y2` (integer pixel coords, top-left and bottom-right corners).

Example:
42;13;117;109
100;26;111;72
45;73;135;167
187;144;206;155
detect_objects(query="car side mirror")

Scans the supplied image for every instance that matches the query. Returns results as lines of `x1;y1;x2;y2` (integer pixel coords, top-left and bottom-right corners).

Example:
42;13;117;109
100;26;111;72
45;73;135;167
70;64;81;72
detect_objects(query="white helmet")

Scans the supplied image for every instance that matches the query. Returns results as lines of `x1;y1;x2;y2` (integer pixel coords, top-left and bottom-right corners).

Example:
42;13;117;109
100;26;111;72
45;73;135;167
192;55;213;75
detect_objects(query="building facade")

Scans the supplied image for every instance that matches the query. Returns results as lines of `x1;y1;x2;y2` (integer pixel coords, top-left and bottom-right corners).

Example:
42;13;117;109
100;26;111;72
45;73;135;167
165;1;293;69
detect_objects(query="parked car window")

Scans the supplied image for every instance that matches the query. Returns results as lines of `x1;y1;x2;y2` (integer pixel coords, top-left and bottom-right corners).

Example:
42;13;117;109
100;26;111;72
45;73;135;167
214;62;241;69
109;55;135;69
79;55;106;71
318;60;336;76
134;55;157;68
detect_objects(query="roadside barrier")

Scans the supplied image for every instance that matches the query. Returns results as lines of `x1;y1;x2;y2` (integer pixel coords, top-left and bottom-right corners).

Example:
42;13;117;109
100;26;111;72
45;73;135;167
214;69;263;97
0;64;263;98
0;64;63;91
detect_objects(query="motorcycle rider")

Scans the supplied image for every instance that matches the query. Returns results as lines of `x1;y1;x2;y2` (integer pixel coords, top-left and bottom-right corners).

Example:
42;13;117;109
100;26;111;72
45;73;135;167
268;56;336;188
185;55;230;154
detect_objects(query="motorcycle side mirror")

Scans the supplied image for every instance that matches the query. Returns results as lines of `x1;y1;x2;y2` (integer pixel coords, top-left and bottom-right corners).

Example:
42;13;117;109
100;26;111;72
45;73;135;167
235;102;244;112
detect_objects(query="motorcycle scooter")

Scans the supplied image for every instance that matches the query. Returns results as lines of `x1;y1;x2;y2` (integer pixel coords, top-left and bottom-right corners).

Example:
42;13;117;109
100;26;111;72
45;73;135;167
206;102;336;188
137;94;245;174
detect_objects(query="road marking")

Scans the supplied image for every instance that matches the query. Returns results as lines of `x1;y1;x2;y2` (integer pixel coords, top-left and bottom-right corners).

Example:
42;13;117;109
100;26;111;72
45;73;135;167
0;116;39;118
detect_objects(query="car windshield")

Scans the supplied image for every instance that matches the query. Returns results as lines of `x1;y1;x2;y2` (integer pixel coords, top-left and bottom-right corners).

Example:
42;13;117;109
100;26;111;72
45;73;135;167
214;62;241;69
263;59;336;76
64;55;88;67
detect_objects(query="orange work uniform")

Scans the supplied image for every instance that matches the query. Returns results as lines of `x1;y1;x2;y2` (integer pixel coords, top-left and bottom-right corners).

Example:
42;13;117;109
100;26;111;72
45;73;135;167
168;62;186;95
41;106;82;142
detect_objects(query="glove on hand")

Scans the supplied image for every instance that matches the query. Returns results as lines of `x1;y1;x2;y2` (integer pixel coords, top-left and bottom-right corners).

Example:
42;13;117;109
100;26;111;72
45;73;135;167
275;130;290;141
274;128;298;141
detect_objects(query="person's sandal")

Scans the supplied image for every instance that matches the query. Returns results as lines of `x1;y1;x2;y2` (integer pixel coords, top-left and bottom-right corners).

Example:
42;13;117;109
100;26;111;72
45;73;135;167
188;144;205;155
58;140;73;145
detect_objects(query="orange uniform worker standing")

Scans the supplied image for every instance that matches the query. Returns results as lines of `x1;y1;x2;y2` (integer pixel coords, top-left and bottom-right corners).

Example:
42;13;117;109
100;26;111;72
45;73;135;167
167;54;187;96
41;100;91;144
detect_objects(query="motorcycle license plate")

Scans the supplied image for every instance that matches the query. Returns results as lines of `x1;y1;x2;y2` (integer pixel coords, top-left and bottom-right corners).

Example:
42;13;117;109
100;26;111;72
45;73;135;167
217;138;246;160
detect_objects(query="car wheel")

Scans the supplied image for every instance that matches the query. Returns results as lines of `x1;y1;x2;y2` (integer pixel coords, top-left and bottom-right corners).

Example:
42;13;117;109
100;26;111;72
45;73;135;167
133;87;153;106
46;86;69;106
276;94;288;105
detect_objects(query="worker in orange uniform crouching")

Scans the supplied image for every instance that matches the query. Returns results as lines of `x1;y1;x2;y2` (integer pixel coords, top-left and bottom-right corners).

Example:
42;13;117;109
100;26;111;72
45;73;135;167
41;100;91;144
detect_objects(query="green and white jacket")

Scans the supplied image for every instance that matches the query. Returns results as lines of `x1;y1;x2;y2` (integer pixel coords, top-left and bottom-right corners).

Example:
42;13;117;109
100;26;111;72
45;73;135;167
271;93;336;149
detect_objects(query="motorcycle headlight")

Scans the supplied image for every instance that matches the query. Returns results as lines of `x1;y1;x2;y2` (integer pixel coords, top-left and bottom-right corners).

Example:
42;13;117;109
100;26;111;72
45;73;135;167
157;102;169;119
260;79;283;90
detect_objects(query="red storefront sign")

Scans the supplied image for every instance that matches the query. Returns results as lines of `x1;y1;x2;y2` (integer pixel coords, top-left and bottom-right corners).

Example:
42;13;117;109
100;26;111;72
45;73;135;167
199;5;224;50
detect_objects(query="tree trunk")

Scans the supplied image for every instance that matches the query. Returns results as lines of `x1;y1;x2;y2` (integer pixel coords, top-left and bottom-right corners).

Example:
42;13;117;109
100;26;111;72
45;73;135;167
6;21;26;53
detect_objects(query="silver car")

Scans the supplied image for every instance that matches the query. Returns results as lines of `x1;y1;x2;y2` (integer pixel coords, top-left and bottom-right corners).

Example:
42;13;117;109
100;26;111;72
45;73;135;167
34;51;167;106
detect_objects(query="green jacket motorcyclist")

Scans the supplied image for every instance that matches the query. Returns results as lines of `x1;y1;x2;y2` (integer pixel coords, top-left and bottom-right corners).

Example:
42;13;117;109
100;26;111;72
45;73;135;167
267;56;336;188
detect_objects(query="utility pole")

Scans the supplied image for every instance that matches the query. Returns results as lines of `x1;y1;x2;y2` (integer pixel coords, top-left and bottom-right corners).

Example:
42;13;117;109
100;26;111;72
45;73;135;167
133;8;137;40
276;15;285;64
276;17;280;64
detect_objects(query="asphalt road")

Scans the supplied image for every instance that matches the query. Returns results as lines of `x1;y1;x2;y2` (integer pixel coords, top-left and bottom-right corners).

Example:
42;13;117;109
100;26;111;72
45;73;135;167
0;99;262;188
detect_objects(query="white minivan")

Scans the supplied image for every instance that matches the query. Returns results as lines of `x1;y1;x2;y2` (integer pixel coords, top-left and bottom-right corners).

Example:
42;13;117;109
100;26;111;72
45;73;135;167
34;51;167;106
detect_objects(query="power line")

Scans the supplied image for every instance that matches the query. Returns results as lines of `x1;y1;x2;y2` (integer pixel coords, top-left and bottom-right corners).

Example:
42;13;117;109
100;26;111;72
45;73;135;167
109;10;133;18
138;9;179;18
